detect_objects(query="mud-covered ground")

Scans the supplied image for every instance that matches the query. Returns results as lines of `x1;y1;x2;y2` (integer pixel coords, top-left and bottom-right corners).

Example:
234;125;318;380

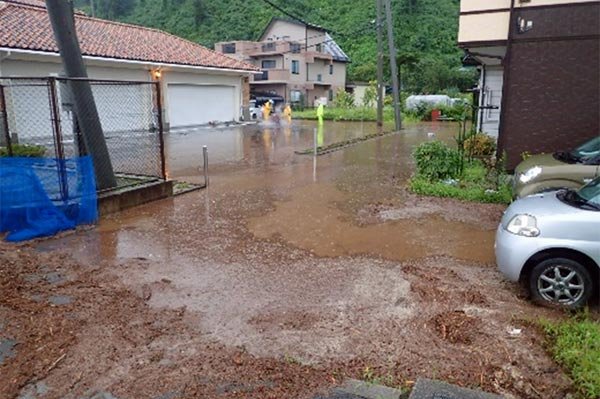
0;121;590;398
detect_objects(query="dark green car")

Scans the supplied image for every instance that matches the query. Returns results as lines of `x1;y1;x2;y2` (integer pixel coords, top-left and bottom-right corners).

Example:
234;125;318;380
513;136;600;198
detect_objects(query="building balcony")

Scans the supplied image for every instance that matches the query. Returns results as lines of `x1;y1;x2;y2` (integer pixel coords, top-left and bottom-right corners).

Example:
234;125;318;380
247;41;303;57
251;69;291;83
305;51;332;63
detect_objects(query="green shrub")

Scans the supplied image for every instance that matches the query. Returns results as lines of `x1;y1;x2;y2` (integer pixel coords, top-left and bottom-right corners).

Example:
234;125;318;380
333;89;355;109
0;144;46;157
362;80;377;108
464;132;497;158
413;141;461;181
437;102;470;121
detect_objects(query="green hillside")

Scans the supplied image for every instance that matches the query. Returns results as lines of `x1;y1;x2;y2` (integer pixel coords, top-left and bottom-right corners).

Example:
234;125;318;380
74;0;475;93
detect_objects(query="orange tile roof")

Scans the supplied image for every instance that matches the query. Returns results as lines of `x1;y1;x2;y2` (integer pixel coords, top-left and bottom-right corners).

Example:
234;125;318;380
0;0;258;72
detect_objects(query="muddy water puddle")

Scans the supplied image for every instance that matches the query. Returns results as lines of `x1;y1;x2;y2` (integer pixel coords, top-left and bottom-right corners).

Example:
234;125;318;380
247;182;495;263
36;121;498;359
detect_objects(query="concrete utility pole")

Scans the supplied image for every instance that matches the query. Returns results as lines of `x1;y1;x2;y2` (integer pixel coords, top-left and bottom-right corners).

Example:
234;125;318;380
376;0;384;128
45;0;117;189
384;0;402;131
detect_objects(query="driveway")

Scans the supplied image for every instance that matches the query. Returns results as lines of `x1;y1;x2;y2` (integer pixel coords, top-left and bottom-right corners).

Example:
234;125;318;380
1;120;579;398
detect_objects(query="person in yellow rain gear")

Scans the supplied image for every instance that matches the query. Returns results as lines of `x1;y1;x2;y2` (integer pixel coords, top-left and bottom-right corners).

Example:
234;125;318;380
316;101;325;125
317;119;324;147
283;103;292;123
262;100;272;120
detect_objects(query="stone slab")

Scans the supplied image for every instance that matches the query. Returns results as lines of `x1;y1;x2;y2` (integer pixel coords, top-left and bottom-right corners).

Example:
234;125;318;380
0;338;16;365
335;379;404;399
408;379;503;399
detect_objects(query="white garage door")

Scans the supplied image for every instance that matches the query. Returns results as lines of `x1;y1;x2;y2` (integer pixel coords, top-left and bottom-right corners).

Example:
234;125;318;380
167;84;236;128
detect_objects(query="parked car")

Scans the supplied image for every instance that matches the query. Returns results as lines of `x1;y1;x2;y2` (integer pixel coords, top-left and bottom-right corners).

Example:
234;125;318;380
513;136;600;198
495;178;600;308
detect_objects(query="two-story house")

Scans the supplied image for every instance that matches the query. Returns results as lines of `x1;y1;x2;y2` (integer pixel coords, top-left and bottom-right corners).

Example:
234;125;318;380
459;0;599;168
215;18;349;107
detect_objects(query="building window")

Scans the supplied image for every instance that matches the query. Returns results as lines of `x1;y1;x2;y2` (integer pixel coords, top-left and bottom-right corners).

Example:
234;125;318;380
291;60;300;74
290;43;302;54
261;42;276;52
222;43;236;54
317;74;322;82
315;43;322;53
328;89;334;101
290;90;302;102
329;64;334;75
261;59;276;69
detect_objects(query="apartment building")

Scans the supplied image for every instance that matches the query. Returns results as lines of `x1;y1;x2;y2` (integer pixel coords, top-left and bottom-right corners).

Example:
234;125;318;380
215;18;349;107
459;0;599;168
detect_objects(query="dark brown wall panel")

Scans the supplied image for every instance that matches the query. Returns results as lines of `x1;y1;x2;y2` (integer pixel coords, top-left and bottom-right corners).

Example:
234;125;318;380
512;2;600;40
501;38;599;168
499;2;600;169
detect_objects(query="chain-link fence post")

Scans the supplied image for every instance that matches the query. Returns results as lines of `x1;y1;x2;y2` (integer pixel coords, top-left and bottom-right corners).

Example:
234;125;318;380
48;77;68;201
155;81;167;180
0;84;13;155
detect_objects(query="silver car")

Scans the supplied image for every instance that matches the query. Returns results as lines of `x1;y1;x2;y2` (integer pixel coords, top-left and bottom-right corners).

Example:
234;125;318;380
495;178;600;308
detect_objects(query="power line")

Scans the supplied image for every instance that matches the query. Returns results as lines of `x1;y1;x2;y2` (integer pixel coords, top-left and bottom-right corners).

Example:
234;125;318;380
256;0;334;34
218;23;375;59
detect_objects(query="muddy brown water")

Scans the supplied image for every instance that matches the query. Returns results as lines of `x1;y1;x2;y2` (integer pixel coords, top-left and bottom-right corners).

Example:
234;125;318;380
27;120;576;398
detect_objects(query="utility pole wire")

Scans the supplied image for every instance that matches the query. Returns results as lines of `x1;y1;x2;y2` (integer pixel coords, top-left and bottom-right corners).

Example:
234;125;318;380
221;24;374;59
257;0;335;34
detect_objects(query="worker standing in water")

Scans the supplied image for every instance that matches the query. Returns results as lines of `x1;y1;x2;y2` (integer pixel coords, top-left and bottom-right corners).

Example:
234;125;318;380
262;100;272;121
316;101;324;125
283;103;292;123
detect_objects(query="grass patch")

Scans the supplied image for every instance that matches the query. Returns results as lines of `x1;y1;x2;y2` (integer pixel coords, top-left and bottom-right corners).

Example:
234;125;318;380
409;162;512;204
295;130;397;155
293;107;420;123
0;144;46;157
541;314;600;398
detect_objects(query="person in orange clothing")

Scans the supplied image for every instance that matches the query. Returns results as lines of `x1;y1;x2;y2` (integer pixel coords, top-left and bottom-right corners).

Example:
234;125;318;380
262;100;272;120
283;103;292;123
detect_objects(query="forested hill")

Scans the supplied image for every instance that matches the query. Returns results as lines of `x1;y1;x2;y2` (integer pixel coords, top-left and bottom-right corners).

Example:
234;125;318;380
73;0;474;93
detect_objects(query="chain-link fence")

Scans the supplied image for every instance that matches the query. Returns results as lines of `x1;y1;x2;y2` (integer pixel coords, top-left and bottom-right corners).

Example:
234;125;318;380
0;77;166;193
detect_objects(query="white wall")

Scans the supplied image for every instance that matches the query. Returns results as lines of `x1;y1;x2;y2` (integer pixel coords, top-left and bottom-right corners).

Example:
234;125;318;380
0;53;246;133
163;70;243;126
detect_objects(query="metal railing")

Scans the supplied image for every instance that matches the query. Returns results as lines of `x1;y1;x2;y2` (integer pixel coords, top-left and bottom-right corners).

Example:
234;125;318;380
0;76;167;194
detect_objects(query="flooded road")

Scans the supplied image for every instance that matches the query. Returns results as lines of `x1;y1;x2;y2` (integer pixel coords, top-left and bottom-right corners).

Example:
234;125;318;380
25;120;574;398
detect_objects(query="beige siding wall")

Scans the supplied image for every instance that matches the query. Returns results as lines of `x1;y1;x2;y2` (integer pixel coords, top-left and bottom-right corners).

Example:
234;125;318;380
461;0;509;12
461;0;596;13
330;62;346;87
262;22;305;42
283;55;305;83
458;12;510;43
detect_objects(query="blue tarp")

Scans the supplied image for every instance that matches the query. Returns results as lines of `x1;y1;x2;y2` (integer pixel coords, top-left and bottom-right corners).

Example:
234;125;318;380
0;156;98;242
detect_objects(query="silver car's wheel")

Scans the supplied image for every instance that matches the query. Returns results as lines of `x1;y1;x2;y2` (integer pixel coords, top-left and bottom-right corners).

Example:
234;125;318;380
530;258;593;309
